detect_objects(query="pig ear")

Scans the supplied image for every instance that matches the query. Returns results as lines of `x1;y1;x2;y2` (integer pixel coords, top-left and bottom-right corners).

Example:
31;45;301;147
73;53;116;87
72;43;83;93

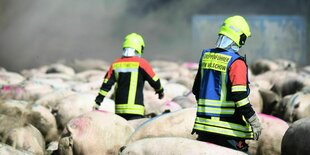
119;146;126;153
293;102;300;109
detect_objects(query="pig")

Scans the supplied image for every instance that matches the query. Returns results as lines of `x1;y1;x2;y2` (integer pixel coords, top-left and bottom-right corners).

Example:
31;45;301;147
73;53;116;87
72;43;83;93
253;70;298;86
274;59;296;71
0;100;58;144
97;97;115;113
67;58;109;72
74;69;105;82
71;81;102;92
259;88;281;115
271;78;304;97
0;71;25;85
143;90;166;116
35;90;76;109
275;92;310;122
250;59;280;75
159;100;182;113
281;117;310;155
247;113;289;155
45;63;75;76
251;80;273;90
120;137;247;155
54;93;95;130
144;82;190;116
3;124;45;155
0;143;34;155
126;108;197;144
31;104;59;143
58;110;134;155
150;60;180;72
127;118;150;129
171;95;196;109
249;84;263;113
22;81;54;100
163;83;190;100
250;59;296;76
0;85;31;100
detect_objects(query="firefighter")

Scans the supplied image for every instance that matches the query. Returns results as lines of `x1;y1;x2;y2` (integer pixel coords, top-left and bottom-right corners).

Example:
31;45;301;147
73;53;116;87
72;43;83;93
191;15;262;152
94;32;164;120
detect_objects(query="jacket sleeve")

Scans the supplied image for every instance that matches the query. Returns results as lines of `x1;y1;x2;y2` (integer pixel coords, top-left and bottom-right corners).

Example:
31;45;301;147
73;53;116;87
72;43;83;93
229;59;255;119
192;63;201;101
97;65;116;98
140;60;163;93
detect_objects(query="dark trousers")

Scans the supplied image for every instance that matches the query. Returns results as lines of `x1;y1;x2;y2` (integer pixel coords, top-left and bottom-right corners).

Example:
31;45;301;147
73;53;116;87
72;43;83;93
194;130;249;153
118;114;144;120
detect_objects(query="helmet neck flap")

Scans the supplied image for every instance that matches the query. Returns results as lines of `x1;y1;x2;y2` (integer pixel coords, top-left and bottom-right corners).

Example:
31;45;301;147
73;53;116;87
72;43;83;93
216;35;240;52
122;47;141;57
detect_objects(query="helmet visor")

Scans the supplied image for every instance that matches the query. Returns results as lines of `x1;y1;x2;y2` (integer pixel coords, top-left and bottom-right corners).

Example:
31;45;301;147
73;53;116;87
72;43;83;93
216;35;234;49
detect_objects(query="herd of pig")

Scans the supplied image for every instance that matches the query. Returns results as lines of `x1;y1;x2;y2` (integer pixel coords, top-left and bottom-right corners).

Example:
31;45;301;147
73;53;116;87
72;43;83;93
0;58;309;155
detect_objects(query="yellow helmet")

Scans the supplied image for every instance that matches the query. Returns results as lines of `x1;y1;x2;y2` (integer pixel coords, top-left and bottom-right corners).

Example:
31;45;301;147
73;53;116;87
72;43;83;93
122;33;145;54
218;15;251;47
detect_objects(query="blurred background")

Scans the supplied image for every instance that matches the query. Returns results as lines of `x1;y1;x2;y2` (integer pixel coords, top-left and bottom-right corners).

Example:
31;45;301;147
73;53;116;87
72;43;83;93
0;0;309;71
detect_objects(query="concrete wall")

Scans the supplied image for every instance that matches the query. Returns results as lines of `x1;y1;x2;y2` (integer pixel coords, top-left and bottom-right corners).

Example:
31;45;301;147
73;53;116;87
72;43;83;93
192;15;308;66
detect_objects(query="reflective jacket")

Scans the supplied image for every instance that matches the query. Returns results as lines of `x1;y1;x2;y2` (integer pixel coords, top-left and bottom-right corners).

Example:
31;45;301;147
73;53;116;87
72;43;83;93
98;56;163;116
192;48;253;139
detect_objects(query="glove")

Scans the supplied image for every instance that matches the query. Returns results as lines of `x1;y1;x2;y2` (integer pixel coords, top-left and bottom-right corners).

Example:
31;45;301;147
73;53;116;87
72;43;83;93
158;92;164;99
94;94;104;110
246;114;262;140
155;90;164;99
93;103;99;110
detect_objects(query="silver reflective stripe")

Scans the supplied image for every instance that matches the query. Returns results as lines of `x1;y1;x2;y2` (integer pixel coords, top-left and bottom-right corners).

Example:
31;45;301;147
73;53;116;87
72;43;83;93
195;117;251;132
115;68;138;73
197;106;235;115
115;104;144;115
198;99;235;107
193;123;253;138
232;85;247;92
236;97;250;107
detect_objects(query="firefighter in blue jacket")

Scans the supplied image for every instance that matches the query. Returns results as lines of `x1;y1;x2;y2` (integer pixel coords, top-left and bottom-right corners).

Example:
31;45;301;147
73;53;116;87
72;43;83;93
94;33;164;120
191;15;262;152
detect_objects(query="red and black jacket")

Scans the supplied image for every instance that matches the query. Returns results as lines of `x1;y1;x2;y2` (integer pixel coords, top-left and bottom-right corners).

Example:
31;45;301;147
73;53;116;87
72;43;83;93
97;56;163;116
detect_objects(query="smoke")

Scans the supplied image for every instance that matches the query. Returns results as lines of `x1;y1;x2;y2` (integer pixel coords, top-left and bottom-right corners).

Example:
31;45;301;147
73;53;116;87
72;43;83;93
0;0;197;71
0;0;309;71
0;0;130;71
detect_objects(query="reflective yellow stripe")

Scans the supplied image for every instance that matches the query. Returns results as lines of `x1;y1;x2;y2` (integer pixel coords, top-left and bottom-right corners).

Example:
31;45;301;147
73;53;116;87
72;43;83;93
152;75;159;81
115;104;144;115
115;72;119;81
197;106;235;115
198;99;235;107
103;78;108;83
113;62;139;73
211;117;220;121
128;72;138;105
155;87;163;93
232;85;247;92
195;117;251;132
201;53;231;72
113;62;139;70
236;97;250;107
193;123;253;139
99;90;108;96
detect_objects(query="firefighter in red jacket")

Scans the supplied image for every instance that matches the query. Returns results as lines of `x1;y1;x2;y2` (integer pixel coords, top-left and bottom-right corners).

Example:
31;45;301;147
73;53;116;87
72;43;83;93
191;15;262;152
94;33;164;120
